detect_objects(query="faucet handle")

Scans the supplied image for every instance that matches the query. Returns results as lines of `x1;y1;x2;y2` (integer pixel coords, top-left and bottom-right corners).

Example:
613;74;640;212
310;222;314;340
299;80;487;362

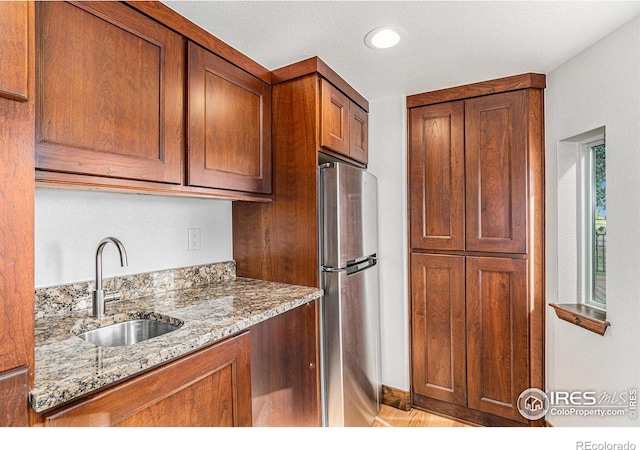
108;276;123;301
104;291;122;302
91;289;122;318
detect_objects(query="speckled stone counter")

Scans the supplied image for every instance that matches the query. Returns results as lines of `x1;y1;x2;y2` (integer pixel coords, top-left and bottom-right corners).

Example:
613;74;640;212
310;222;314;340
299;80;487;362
31;262;322;413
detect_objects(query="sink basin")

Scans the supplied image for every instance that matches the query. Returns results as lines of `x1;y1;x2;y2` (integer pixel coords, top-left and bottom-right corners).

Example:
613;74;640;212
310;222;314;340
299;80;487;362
76;319;182;347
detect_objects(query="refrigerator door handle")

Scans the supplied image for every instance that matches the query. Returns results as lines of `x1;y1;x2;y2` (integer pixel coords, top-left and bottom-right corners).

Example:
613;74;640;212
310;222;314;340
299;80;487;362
346;257;377;275
323;266;346;273
322;257;377;274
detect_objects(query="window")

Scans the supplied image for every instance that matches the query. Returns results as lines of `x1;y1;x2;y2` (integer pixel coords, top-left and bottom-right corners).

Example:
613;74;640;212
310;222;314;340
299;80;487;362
553;127;609;334
578;137;606;310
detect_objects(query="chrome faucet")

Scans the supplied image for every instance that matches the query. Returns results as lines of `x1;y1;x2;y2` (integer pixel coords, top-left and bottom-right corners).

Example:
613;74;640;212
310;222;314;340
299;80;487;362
92;237;128;318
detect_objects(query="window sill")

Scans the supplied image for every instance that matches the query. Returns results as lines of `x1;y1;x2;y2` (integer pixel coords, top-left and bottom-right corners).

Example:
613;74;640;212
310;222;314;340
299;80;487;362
549;303;610;336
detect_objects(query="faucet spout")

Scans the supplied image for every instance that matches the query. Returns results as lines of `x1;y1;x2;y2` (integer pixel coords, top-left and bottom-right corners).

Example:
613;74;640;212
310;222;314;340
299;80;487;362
92;237;128;318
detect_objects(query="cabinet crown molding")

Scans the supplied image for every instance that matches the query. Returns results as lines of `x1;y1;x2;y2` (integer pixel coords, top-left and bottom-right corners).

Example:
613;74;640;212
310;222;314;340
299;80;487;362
271;56;369;112
406;72;546;108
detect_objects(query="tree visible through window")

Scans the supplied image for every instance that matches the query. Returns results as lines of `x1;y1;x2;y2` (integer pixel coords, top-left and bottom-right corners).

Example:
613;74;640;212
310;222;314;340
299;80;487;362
592;142;606;307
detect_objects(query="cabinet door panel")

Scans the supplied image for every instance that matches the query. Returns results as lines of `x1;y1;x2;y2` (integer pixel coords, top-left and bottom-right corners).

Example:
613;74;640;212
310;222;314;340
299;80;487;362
465;91;527;253
411;254;466;406
409;101;465;251
0;367;29;426
466;257;528;423
349;101;368;164
36;1;184;184
320;78;349;156
115;362;236;427
43;333;252;427
188;42;272;194
0;1;28;101
251;301;320;426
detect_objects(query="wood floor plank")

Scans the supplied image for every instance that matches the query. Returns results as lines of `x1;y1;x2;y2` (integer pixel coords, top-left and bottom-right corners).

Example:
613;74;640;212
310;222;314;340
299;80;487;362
374;404;474;427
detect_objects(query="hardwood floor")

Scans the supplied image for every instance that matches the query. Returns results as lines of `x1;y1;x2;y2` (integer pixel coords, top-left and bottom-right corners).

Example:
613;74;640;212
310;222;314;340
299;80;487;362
374;404;474;427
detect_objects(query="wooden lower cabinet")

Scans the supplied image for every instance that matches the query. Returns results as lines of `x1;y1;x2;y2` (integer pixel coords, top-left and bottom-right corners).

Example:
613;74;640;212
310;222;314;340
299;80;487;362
466;256;529;423
411;253;530;425
38;303;320;427
411;254;466;406
250;300;320;427
0;367;30;426
41;332;252;427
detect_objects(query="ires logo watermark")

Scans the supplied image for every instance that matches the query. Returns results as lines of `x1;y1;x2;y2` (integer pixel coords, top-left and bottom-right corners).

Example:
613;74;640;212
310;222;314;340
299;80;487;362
518;388;549;420
517;388;638;420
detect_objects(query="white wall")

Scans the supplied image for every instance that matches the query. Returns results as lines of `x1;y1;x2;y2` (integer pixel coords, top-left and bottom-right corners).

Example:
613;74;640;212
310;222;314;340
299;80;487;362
546;15;640;426
35;188;233;288
367;96;410;391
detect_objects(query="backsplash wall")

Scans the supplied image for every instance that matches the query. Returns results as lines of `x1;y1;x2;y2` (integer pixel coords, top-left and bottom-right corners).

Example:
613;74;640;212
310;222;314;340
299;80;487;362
35;188;233;288
34;261;235;318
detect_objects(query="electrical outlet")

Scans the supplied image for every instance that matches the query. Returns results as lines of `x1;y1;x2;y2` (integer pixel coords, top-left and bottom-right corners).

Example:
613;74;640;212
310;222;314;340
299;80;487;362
188;228;201;251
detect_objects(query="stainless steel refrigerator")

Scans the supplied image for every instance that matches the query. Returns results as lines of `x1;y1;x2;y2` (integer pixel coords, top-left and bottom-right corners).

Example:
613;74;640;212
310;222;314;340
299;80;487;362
319;161;381;427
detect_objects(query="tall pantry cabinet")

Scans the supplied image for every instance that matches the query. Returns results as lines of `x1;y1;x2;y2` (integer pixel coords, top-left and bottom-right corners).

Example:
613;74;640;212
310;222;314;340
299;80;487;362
407;74;546;426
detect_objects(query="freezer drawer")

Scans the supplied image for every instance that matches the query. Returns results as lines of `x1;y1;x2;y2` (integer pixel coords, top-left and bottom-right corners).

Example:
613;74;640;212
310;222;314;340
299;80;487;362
322;261;381;427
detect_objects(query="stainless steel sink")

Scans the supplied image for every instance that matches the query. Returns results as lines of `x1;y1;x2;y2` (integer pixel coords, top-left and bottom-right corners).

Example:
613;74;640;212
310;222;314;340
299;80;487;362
76;319;182;347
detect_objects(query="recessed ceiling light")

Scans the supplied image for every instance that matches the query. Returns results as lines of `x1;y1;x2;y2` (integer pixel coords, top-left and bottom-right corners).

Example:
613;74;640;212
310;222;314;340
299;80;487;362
364;26;405;50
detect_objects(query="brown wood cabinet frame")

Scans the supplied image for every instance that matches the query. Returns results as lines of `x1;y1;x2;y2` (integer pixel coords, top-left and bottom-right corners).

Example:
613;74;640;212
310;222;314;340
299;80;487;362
407;75;545;427
34;0;273;202
187;42;272;194
125;1;271;84
250;300;320;426
0;0;35;427
35;1;185;185
407;72;546;107
0;1;29;101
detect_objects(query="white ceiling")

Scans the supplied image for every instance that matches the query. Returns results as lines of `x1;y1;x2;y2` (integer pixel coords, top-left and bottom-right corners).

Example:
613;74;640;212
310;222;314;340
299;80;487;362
162;1;640;101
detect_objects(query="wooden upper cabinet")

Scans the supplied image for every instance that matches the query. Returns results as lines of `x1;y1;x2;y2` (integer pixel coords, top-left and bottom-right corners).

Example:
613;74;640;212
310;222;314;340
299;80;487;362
465;91;527;254
466;256;529;423
188;42;272;194
0;1;29;101
349;102;368;164
411;254;466;406
321;78;349;156
409;88;530;255
320;78;369;165
35;1;184;184
409;101;465;251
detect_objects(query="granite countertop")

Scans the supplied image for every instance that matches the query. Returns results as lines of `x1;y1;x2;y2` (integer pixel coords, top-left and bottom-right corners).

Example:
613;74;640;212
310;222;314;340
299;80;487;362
31;270;321;413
